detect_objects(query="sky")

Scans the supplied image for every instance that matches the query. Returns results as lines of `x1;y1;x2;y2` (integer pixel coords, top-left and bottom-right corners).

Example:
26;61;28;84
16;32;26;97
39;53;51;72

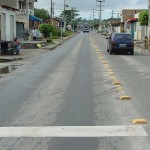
35;0;148;20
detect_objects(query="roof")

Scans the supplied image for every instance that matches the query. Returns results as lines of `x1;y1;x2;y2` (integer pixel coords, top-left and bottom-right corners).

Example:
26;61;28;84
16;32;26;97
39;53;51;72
29;15;43;22
127;18;138;22
1;5;19;11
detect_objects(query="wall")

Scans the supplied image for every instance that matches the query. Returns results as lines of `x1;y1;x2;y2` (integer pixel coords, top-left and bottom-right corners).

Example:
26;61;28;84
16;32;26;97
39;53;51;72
121;9;147;22
0;0;17;8
1;8;16;41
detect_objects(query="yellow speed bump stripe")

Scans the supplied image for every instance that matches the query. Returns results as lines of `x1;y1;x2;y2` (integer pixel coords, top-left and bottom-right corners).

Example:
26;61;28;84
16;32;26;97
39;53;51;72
109;72;115;75
116;86;124;92
113;81;121;85
132;119;148;124
107;69;112;72
120;96;131;100
102;62;108;64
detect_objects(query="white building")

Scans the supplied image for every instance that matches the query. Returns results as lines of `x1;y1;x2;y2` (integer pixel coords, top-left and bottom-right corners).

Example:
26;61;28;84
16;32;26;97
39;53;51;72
0;0;37;41
0;5;17;41
16;0;37;39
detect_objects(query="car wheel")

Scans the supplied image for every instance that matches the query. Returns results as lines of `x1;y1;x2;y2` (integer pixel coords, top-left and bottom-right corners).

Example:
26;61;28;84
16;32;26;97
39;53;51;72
109;50;112;55
130;50;134;55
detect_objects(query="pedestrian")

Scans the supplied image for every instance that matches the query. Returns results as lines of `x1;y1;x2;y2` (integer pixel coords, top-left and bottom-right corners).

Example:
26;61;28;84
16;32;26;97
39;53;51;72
24;30;30;40
12;37;21;55
32;27;37;41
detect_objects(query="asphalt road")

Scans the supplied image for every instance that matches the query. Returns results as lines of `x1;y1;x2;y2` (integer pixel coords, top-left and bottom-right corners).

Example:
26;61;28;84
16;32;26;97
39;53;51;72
0;31;150;149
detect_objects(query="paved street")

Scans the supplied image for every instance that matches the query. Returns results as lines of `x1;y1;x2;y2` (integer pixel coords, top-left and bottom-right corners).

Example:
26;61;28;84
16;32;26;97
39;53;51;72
0;32;150;149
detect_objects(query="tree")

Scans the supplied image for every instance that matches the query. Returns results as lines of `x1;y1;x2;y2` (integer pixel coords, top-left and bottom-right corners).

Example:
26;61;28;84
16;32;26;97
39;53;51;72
60;9;79;25
139;10;149;26
38;24;54;38
34;8;50;21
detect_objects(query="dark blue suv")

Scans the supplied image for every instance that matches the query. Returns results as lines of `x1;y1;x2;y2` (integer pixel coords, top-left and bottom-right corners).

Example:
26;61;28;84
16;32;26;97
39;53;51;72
106;33;134;55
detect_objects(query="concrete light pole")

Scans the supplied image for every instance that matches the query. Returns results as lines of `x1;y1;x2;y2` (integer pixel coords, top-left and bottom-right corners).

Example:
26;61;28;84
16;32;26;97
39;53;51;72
148;0;150;39
63;0;66;31
26;0;29;31
51;0;53;18
97;0;105;31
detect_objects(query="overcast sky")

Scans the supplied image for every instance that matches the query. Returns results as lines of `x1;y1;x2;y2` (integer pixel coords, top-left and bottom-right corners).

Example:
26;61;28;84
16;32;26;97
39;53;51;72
35;0;148;19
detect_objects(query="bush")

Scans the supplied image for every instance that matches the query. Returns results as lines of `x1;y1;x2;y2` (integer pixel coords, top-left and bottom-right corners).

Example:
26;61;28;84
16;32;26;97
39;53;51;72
52;28;60;36
38;23;54;38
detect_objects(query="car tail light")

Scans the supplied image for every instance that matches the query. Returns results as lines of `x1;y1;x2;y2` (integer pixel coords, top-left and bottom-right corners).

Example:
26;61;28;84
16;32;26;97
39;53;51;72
111;42;116;46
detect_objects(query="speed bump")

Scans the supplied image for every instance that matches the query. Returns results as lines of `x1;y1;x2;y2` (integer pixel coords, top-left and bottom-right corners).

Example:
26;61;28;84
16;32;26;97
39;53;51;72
103;62;108;64
120;96;131;100
116;87;124;92
107;69;112;72
132;119;148;124
109;72;115;75
113;81;121;85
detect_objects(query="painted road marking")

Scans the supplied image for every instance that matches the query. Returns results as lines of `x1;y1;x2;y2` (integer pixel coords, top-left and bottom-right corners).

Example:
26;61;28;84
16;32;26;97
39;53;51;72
0;126;147;137
90;38;132;99
120;96;131;100
113;81;121;85
132;119;148;124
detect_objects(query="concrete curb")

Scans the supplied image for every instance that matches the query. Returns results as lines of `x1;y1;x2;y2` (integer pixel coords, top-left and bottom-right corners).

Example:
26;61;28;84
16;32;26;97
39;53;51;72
0;35;74;64
0;56;23;62
42;35;74;50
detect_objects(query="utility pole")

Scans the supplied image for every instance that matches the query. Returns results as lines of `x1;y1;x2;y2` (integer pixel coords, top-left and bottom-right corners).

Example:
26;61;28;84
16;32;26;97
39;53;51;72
97;0;104;32
26;0;29;31
63;0;66;31
148;0;150;40
89;16;92;30
51;0;53;18
92;9;95;30
111;10;115;19
61;0;66;40
110;10;115;33
52;2;55;18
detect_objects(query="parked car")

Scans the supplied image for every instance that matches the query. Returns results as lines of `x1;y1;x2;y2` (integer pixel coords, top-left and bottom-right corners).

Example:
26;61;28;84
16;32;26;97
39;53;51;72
106;33;134;55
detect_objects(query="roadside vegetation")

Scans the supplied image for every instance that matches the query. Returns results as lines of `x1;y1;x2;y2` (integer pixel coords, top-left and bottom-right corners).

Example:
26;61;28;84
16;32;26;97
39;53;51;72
139;10;148;26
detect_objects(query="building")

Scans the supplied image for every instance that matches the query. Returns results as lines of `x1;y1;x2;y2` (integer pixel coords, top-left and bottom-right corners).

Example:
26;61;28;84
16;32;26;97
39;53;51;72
121;9;147;36
0;0;38;41
120;9;146;22
0;0;18;41
16;0;39;39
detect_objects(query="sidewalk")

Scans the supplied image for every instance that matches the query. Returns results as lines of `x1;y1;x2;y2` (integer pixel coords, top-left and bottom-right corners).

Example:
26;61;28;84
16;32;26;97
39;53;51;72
134;41;150;54
0;35;73;71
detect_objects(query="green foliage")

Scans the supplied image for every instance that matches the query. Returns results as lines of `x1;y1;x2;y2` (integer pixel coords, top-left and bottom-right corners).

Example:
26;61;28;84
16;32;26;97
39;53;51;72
52;28;60;36
64;31;73;36
60;9;79;24
38;23;54;38
34;8;50;21
139;10;149;26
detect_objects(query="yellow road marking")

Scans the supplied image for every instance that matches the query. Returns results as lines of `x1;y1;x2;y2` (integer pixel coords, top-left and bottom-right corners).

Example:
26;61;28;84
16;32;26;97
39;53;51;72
109;72;115;75
90;37;132;101
132;119;148;124
120;96;131;100
113;81;121;85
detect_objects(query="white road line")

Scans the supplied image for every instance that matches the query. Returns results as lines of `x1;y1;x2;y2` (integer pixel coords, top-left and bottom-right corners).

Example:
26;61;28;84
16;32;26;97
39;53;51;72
0;126;147;137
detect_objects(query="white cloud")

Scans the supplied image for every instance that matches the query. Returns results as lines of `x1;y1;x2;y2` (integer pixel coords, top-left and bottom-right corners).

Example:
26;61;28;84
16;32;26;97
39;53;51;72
35;0;148;19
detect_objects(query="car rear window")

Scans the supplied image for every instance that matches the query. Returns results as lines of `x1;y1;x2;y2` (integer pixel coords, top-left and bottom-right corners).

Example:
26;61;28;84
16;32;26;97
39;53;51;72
114;34;132;40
